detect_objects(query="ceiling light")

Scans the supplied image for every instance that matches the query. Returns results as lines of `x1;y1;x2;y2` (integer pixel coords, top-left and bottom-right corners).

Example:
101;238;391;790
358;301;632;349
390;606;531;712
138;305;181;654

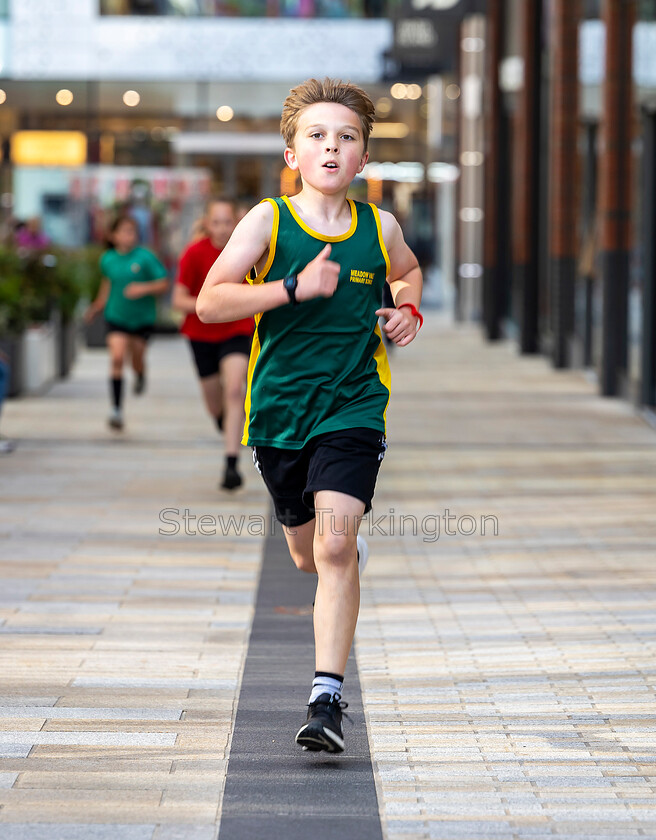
123;90;141;107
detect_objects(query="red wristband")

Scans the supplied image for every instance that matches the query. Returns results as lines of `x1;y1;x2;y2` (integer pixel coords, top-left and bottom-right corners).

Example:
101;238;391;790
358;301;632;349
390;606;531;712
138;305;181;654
398;302;424;330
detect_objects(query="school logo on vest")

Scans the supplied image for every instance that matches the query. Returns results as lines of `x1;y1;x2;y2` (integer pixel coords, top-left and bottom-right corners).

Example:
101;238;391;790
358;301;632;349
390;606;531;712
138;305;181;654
131;263;141;274
350;269;374;285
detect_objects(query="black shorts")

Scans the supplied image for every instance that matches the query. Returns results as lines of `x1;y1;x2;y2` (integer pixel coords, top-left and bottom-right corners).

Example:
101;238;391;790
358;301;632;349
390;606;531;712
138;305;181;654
106;320;153;341
188;335;252;379
252;427;387;527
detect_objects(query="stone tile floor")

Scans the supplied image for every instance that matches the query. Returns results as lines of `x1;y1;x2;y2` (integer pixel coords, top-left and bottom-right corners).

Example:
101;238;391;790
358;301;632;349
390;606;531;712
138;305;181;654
0;335;267;839
359;317;656;839
1;315;655;839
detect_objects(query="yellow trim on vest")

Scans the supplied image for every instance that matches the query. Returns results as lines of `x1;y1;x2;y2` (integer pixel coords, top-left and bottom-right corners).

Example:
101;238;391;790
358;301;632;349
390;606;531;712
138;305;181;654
242;199;279;444
369;202;391;278
242;312;262;446
249;198;279;284
373;322;392;433
282;195;358;242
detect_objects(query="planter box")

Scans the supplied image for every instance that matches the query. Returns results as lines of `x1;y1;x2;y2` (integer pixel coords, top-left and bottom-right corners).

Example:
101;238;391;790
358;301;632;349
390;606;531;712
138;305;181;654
0;334;25;397
52;309;78;379
85;312;107;348
22;323;57;395
58;319;78;378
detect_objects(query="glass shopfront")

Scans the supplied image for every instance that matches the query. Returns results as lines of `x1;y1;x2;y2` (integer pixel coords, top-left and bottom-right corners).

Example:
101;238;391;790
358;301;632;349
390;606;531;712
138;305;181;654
99;0;398;17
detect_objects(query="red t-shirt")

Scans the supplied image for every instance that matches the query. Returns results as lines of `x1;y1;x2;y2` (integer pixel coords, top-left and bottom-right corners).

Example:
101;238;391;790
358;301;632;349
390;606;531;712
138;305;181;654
176;237;254;342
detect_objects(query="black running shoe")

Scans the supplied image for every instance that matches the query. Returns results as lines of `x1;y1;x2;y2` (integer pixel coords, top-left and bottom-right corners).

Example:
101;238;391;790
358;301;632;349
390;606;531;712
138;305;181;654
295;693;348;753
220;464;242;491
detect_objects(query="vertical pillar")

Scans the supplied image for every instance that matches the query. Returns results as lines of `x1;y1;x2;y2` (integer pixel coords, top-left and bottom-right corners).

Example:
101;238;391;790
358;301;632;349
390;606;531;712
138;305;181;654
482;0;504;340
598;0;636;396
512;0;542;353
580;123;598;369
641;109;656;407
549;0;580;368
457;15;486;322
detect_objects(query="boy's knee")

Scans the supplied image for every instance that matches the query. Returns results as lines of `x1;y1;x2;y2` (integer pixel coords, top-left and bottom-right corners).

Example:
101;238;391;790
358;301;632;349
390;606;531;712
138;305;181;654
224;383;244;405
314;530;356;567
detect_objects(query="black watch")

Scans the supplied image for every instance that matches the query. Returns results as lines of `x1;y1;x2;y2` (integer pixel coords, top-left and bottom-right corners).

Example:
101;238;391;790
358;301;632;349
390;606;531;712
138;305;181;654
283;273;299;306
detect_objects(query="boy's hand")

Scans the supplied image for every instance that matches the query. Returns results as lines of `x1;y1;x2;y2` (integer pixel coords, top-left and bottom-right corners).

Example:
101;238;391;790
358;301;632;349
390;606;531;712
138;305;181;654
376;306;419;346
83;305;98;324
297;244;340;302
123;282;146;300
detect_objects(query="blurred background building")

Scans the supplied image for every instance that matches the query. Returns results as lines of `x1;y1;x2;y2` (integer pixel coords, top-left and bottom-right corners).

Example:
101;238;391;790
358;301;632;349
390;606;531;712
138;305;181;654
0;0;655;413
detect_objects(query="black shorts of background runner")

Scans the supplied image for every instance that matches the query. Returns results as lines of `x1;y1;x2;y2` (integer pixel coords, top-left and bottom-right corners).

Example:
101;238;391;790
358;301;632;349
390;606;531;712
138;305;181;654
189;335;252;379
105;320;153;341
253;427;387;527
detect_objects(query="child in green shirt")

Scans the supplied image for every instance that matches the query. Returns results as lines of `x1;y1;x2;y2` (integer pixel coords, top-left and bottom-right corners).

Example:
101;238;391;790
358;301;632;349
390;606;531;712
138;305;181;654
86;216;169;431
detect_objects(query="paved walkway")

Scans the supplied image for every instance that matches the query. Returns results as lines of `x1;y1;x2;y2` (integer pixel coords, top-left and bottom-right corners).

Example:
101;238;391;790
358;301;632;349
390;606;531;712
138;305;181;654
1;315;656;839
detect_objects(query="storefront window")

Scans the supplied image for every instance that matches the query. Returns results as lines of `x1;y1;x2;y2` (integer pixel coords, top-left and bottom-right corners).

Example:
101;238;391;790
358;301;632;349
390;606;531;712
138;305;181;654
639;0;656;21
99;0;397;17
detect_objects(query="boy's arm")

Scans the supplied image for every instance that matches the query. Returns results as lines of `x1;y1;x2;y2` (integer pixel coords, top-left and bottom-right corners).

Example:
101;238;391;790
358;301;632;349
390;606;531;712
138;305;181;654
172;248;201;315
196;202;340;324
171;282;198;315
124;277;169;299
125;250;170;299
375;210;423;347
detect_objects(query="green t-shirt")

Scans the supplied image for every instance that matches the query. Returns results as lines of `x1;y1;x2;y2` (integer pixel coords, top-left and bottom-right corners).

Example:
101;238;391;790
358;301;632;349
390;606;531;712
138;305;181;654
243;196;391;449
101;246;167;329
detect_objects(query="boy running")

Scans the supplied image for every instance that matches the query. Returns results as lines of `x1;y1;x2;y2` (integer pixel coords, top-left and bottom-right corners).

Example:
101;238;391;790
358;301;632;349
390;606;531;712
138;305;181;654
197;78;423;754
172;199;253;490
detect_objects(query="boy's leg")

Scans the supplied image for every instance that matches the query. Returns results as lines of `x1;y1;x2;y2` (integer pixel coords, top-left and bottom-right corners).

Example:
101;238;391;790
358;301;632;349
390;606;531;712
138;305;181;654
199;373;223;424
108;332;128;382
294;489;364;753
219;352;248;458
312;489;364;676
282;519;316;573
219;351;248;490
189;340;223;430
129;336;148;393
107;332;128;428
129;336;146;376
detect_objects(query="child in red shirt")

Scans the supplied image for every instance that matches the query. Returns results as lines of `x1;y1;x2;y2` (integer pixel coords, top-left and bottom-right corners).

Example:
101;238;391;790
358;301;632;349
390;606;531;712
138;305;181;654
172;199;254;489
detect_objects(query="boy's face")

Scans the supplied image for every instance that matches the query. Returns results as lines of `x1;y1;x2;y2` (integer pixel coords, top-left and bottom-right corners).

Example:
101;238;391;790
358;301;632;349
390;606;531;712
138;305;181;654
205;201;235;249
284;102;368;195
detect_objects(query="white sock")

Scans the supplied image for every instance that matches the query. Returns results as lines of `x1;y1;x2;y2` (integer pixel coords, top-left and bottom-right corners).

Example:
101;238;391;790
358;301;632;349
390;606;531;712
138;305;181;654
309;674;343;704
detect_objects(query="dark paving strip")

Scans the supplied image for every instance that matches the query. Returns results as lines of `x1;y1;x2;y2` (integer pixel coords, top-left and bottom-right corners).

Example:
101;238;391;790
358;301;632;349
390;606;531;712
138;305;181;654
218;525;384;840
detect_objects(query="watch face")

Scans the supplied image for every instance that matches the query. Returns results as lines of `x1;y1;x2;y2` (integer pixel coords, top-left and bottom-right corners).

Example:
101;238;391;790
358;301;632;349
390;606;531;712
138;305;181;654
284;274;297;302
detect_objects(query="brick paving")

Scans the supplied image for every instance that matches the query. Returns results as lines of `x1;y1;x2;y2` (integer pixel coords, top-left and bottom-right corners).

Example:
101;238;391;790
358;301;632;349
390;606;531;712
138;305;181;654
1;316;655;839
359;318;656;840
0;337;267;839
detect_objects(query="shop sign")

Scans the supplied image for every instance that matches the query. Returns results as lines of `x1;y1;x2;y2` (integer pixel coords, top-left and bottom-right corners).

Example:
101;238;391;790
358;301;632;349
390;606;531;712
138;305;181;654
389;0;486;76
11;131;87;167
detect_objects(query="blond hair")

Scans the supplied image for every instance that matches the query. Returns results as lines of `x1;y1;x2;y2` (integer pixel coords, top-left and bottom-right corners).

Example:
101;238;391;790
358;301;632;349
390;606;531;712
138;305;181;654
280;78;376;151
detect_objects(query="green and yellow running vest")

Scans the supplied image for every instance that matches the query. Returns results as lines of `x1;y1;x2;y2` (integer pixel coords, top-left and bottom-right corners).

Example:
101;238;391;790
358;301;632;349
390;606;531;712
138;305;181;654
242;195;391;449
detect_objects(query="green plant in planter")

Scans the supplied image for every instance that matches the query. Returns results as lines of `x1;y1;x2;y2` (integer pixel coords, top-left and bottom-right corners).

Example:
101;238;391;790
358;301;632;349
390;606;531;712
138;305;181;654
0;248;30;335
71;244;104;304
1;244;105;332
49;250;85;323
19;250;57;323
